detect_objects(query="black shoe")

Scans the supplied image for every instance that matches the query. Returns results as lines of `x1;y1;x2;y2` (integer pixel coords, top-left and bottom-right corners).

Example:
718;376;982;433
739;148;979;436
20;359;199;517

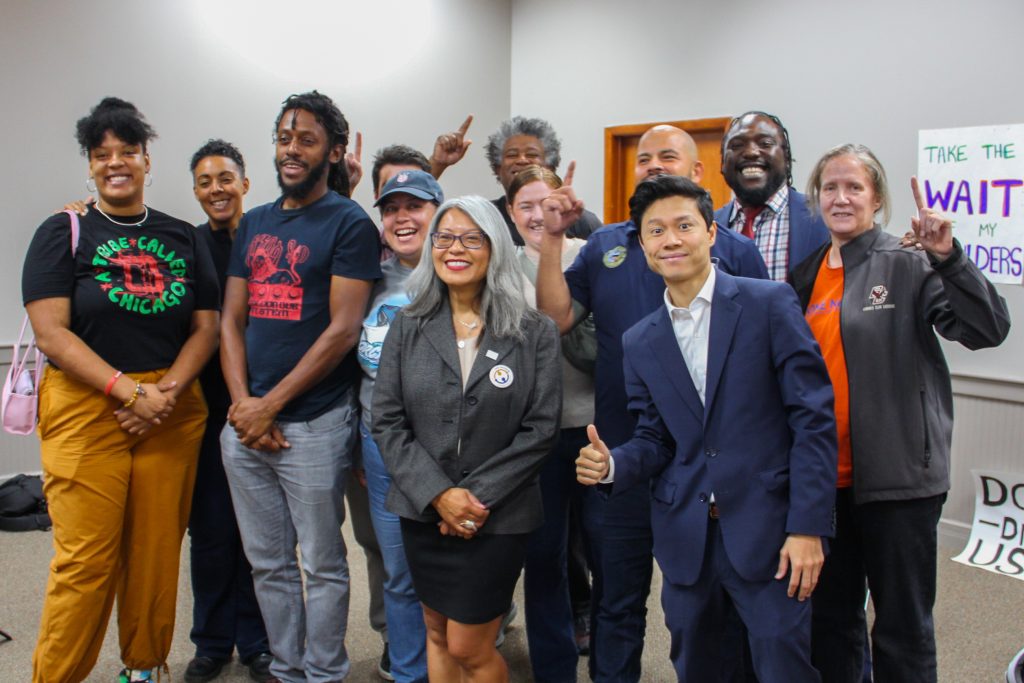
377;643;395;681
243;652;275;683
184;656;229;683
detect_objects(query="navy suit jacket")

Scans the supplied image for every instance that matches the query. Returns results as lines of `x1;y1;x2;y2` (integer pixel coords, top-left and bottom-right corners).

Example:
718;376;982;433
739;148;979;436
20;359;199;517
714;188;829;276
610;271;837;586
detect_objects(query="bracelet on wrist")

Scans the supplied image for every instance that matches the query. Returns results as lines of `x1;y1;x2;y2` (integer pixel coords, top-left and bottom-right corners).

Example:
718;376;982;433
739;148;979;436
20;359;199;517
122;382;145;410
104;371;123;397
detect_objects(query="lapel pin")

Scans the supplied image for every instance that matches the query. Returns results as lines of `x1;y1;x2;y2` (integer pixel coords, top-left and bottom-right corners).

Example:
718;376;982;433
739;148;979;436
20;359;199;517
489;364;514;388
485;349;499;360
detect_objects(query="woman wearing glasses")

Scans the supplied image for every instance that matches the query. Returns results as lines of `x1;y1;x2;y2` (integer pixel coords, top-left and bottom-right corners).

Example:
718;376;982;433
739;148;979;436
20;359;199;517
372;196;562;682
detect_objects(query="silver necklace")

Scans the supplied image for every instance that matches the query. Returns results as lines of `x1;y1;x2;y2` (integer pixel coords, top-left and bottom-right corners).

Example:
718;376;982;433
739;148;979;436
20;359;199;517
457;318;480;330
95;204;149;227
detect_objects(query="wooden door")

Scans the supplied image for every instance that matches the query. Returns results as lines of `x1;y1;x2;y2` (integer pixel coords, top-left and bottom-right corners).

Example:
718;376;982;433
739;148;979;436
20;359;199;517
603;117;732;224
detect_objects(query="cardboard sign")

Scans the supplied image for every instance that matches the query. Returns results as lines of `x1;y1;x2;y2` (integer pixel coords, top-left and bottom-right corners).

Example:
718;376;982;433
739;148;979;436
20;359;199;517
918;124;1024;284
952;470;1024;580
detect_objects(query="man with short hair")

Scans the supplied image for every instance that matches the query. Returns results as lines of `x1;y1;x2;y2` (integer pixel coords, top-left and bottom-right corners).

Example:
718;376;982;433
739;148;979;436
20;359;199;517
184;140;274;683
485;115;602;245
576;174;836;682
715;111;829;282
220;91;381;683
371;144;432;199
535;125;767;682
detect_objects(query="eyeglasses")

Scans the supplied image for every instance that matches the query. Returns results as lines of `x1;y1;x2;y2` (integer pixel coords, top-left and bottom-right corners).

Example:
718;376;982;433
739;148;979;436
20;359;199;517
430;231;487;250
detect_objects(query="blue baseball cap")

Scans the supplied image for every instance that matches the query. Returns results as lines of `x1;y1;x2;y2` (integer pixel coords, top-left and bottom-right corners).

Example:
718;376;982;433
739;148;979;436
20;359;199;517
374;170;444;207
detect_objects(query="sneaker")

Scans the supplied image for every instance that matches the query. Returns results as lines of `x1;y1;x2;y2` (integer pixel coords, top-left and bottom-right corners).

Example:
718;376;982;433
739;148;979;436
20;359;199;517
118;669;153;683
184;656;230;683
242;652;275;683
574;613;591;656
377;643;395;681
494;601;518;648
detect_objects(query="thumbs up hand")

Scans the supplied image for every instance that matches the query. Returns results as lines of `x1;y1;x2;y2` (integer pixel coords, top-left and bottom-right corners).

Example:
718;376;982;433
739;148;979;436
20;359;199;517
577;423;611;485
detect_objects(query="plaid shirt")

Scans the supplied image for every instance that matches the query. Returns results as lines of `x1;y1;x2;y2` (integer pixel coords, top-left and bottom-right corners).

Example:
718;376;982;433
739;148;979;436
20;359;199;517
727;184;790;282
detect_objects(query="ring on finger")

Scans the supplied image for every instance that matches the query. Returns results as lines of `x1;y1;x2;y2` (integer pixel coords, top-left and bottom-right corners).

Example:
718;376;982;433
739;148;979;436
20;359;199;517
459;519;477;531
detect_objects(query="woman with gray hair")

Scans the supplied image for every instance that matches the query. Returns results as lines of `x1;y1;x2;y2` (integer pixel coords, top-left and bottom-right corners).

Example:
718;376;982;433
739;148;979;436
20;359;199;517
790;143;1010;682
372;196;562;682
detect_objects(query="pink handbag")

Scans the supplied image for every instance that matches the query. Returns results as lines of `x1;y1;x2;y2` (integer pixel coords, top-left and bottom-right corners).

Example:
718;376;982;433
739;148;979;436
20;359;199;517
2;211;80;435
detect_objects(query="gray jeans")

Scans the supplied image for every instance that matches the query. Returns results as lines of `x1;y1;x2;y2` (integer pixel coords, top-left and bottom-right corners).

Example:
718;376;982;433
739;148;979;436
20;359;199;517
222;398;357;683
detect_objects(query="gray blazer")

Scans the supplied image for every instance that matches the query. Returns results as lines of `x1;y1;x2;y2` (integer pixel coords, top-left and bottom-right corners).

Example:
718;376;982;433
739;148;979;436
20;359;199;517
371;303;562;535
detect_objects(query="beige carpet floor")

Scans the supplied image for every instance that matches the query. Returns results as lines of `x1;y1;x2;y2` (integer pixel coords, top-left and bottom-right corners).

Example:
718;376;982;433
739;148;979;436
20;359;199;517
0;523;1021;681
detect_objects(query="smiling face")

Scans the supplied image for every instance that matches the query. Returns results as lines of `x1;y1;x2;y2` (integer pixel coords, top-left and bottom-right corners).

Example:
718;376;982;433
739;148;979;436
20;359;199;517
381;192;435;268
721;114;788;207
509;180;554;253
818;154;881;244
634;127;703;187
638;195;716;288
275;108;341;206
88;130;150;211
496;134;545;190
432;208;491;295
193;155;249;231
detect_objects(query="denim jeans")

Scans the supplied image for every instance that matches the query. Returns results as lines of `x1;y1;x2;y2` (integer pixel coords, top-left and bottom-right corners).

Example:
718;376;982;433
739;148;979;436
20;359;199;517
524;426;587;683
222;399;356;683
360;418;428;683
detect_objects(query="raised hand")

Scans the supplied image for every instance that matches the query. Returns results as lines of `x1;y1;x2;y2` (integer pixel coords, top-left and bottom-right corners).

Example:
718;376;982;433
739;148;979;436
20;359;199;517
541;160;585;237
345;131;363;193
576;423;611;485
911;176;954;259
431;115;474;176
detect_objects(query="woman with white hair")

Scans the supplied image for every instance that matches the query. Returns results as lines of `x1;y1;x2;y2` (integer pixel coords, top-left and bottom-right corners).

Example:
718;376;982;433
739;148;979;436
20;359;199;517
372;196;562;682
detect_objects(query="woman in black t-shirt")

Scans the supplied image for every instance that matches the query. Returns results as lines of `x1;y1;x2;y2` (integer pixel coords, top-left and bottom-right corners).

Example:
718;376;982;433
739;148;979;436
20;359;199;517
21;98;220;683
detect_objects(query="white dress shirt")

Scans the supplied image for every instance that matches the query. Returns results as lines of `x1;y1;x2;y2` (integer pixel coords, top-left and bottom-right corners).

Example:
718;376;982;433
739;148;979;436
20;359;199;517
601;267;716;483
664;267;716;405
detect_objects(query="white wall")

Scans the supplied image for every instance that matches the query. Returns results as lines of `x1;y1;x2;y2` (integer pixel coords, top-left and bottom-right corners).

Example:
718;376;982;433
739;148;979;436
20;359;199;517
0;0;511;335
0;0;511;472
510;0;1024;384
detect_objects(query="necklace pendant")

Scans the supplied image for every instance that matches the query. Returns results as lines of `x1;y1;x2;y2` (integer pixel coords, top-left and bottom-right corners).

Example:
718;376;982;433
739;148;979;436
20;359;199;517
457;340;466;349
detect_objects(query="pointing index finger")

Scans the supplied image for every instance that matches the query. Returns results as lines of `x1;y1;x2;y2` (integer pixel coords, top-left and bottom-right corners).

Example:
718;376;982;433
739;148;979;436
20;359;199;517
457;114;473;136
911;176;925;212
563;160;576;187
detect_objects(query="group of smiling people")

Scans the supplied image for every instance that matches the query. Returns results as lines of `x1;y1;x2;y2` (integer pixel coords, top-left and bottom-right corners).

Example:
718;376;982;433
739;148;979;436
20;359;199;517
20;92;1010;683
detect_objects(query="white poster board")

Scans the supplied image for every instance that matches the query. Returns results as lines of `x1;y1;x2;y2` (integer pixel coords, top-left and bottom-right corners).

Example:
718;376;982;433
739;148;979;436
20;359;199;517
952;469;1024;580
917;124;1024;285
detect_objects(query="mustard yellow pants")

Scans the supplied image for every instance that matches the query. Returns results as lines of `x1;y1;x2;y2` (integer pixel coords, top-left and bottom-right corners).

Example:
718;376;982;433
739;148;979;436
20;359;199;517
32;366;207;683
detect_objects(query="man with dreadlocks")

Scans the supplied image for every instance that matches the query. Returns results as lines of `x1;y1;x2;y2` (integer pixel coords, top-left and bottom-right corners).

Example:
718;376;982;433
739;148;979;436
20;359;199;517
220;91;382;682
715;111;829;282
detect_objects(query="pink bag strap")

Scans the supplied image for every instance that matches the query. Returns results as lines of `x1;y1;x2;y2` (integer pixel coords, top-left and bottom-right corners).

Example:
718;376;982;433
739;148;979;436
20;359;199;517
11;315;42;394
64;209;80;256
13;210;80;385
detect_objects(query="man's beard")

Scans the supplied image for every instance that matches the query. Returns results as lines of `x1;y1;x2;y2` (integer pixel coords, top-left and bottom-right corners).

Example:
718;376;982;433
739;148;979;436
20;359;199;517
732;167;787;207
276;153;330;201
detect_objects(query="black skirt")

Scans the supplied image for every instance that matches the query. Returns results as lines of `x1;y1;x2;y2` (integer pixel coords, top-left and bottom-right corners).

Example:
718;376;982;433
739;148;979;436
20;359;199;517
400;517;527;624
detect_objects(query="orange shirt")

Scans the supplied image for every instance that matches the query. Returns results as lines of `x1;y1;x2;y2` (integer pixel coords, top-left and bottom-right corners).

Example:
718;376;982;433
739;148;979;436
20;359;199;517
804;254;852;488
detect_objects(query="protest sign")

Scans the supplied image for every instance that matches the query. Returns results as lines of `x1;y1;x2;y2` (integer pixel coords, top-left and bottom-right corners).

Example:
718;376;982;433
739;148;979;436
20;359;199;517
918;124;1024;285
953;469;1024;580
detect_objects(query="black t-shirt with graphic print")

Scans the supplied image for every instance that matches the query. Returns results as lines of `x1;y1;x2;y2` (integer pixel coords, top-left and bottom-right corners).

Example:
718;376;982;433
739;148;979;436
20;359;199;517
227;190;382;422
22;207;221;372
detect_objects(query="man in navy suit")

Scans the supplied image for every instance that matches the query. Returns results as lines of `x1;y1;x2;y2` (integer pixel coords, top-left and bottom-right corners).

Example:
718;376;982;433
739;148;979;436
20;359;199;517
715;112;829;281
576;175;837;682
536;126;767;682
